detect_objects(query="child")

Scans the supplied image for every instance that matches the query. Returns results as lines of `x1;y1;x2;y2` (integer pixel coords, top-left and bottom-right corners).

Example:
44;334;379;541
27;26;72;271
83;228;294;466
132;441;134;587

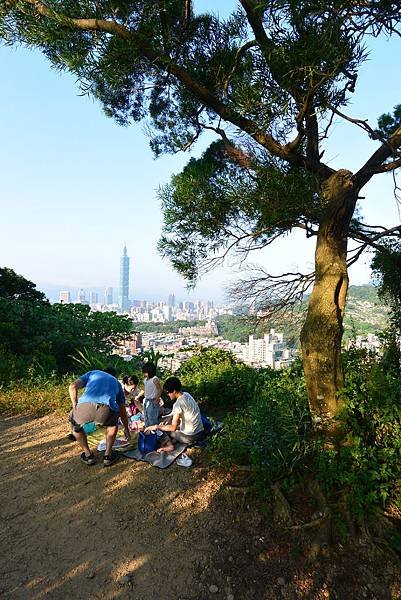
141;362;162;427
120;375;139;405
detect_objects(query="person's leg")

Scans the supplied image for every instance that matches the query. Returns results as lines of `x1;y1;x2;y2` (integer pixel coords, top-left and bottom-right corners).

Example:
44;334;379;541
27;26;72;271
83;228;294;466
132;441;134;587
144;399;160;427
102;409;120;466
105;425;118;456
70;403;97;464
170;430;201;445
73;429;92;456
156;433;175;453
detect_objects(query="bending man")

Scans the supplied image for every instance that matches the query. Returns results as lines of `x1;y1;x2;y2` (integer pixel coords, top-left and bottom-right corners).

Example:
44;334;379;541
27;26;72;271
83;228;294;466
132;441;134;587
69;367;130;467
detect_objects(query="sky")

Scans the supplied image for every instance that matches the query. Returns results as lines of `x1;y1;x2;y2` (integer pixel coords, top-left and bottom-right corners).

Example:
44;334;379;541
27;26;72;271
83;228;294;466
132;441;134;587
0;2;400;303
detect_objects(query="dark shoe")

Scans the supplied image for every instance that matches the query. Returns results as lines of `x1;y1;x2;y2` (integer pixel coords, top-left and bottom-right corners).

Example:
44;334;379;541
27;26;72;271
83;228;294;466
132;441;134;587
67;433;76;441
80;452;97;466
103;451;119;467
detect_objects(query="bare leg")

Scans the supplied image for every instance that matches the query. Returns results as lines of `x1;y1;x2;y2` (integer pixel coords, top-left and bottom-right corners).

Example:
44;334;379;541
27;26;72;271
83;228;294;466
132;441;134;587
157;436;175;453
73;430;92;457
105;425;118;456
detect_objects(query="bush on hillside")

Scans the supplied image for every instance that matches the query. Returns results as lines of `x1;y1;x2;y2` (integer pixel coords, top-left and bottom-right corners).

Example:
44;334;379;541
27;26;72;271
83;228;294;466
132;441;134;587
210;360;315;486
177;347;262;411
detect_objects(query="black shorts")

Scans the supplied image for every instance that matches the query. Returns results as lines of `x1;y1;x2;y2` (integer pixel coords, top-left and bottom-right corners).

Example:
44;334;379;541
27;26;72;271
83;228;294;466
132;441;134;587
69;402;119;433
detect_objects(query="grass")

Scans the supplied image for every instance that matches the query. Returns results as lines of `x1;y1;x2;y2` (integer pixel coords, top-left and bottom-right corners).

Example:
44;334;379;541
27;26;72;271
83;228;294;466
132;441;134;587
0;380;71;417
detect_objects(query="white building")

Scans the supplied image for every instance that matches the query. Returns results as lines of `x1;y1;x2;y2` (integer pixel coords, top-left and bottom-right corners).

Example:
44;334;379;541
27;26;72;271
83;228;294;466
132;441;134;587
242;329;294;369
59;290;71;304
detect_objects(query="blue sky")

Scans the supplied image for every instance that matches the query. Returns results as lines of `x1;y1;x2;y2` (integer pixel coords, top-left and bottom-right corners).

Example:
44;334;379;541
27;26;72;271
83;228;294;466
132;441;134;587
0;3;400;303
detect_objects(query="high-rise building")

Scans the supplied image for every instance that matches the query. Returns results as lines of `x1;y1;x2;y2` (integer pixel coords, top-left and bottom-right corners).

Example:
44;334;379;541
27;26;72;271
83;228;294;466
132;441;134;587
59;290;71;304
89;291;98;304
104;287;113;305
77;288;86;304
168;293;175;307
119;244;130;312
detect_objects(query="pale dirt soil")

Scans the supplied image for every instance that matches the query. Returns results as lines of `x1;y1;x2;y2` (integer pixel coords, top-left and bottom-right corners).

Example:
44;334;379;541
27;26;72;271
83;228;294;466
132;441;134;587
1;413;401;600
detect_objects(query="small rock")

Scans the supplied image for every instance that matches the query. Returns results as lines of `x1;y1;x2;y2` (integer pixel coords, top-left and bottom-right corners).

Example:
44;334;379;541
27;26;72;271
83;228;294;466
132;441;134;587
86;572;95;579
121;575;131;585
209;584;219;594
277;577;286;586
228;556;233;562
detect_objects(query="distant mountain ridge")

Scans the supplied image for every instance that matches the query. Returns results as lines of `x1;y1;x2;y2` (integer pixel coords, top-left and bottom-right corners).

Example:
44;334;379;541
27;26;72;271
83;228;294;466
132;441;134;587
344;284;388;336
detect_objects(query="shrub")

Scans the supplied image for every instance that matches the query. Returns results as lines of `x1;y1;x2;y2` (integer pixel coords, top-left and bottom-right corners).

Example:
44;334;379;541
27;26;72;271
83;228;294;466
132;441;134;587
210;360;316;489
318;347;401;517
177;347;260;411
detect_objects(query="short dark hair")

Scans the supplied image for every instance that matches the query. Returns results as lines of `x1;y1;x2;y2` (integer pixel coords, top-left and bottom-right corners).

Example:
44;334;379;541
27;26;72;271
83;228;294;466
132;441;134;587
127;375;139;385
103;366;117;377
163;376;182;393
142;362;156;378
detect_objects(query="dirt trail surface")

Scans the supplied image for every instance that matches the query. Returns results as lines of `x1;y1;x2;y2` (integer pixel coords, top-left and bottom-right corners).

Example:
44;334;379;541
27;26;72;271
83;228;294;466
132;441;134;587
1;414;401;600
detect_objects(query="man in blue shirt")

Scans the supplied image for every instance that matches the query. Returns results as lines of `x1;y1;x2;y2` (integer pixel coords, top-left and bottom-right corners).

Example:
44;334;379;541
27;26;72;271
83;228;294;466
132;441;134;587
69;368;130;466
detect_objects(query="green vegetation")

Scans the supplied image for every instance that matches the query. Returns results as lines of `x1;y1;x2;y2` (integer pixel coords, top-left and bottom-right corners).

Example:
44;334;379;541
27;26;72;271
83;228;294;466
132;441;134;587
0;268;134;387
137;320;205;334
177;347;260;412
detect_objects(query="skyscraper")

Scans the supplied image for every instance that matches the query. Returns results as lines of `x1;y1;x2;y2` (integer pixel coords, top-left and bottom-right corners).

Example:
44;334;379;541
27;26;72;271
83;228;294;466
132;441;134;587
168;293;175;307
119;244;130;312
104;287;113;305
89;291;98;304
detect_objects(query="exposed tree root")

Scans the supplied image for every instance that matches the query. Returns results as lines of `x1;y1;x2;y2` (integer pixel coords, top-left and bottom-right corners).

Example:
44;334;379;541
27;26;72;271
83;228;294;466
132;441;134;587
290;515;328;531
271;482;293;526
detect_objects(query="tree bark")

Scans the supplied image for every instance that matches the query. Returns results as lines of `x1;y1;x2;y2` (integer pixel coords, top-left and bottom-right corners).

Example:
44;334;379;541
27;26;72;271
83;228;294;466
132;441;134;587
301;169;357;441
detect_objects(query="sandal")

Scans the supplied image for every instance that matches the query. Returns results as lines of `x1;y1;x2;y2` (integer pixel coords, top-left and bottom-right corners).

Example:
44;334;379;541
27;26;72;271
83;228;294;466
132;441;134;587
103;451;119;467
80;452;97;466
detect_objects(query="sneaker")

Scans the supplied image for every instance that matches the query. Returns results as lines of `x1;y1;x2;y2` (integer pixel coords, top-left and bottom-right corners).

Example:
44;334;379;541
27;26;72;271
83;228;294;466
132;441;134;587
176;453;192;467
103;451;119;467
80;452;97;466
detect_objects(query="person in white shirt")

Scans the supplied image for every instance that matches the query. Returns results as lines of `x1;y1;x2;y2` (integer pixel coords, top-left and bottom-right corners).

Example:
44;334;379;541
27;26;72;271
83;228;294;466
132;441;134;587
145;376;204;453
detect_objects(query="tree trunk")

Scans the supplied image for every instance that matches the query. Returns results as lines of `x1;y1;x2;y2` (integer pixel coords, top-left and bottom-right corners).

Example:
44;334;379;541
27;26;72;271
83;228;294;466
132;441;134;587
301;169;357;441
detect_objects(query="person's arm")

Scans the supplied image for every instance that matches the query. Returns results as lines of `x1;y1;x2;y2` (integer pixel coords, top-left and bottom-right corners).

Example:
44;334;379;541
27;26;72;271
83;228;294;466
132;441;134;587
133;397;144;413
145;412;180;433
117;383;131;439
68;379;84;409
119;404;131;440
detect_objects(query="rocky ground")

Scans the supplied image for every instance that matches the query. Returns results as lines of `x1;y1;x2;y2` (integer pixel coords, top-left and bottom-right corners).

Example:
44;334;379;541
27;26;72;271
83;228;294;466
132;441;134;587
1;413;401;600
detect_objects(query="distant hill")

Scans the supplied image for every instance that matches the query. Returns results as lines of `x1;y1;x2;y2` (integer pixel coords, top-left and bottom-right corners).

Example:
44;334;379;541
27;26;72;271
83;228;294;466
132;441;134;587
344;284;388;338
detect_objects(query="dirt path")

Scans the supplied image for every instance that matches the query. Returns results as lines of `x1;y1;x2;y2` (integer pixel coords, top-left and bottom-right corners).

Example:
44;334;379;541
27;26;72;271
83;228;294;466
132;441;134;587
1;414;400;600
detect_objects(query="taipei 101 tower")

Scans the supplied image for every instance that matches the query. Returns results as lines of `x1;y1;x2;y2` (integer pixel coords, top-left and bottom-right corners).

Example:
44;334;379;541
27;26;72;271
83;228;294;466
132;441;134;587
119;244;130;312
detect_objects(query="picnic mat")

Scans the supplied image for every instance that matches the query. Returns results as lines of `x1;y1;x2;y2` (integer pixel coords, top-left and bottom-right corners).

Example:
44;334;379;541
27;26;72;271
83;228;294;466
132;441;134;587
86;426;138;452
121;443;187;469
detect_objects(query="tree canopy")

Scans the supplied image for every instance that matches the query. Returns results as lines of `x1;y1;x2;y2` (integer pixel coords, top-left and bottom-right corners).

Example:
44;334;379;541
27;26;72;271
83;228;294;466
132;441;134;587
0;268;134;383
0;267;47;303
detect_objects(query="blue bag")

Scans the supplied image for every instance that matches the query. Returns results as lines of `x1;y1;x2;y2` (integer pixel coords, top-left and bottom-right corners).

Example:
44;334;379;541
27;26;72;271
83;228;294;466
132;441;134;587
200;412;212;434
138;431;158;454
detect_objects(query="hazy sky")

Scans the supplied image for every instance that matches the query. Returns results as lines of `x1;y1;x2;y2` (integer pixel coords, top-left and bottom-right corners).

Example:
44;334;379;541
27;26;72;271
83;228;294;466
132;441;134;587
0;2;400;302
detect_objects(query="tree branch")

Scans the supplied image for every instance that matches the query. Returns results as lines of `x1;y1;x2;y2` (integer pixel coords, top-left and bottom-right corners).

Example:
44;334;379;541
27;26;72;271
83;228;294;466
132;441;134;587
347;224;401;266
355;125;401;188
